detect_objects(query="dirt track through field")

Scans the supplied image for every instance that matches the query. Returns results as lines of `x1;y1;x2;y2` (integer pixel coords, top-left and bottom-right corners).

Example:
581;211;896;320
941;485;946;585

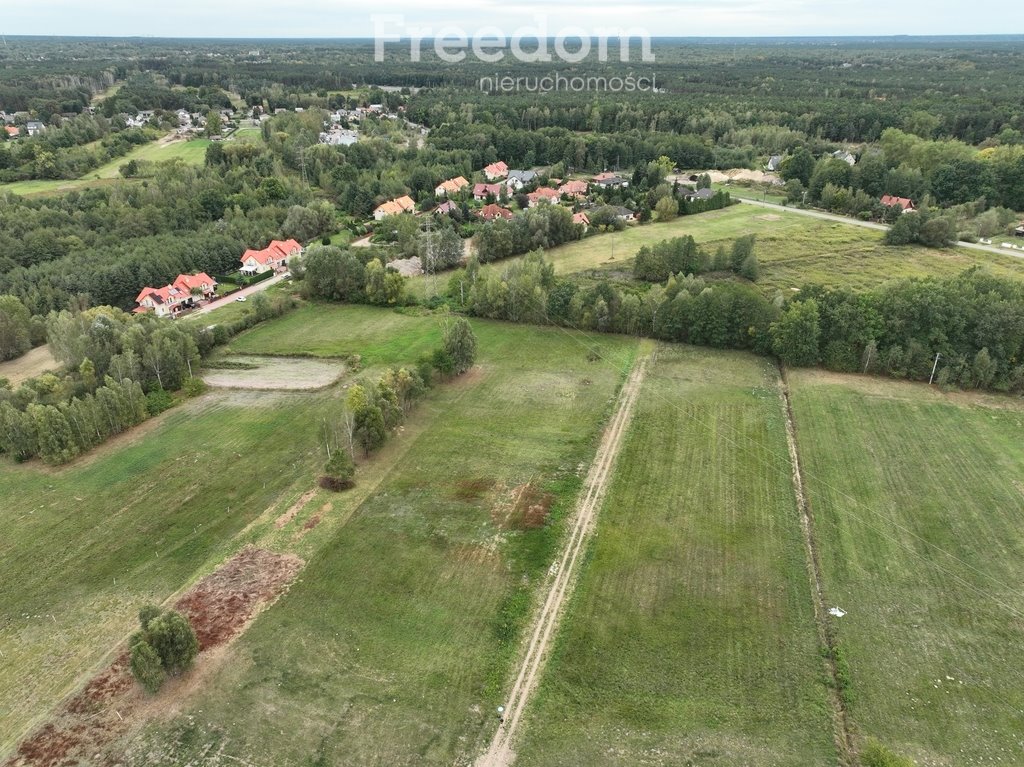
475;351;650;767
778;367;857;765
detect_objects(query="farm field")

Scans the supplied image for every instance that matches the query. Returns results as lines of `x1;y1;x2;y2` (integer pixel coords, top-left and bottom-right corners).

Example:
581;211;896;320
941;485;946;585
0;389;338;756
468;204;1023;294
0;135;212;197
107;308;641;765
515;346;836;766
787;370;1024;764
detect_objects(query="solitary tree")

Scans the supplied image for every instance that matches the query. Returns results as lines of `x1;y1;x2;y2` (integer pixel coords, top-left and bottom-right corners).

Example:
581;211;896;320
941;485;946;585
128;606;199;693
442;317;477;376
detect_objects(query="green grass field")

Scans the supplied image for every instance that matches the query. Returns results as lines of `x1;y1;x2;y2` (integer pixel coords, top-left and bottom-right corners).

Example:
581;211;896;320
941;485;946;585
460;205;1023;295
110;307;641;765
0;390;336;755
0;136;212;197
515;346;836;766
788;370;1024;764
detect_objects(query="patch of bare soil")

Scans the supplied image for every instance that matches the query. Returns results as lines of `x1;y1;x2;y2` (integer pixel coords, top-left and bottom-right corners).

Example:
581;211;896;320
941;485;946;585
453;478;496;502
491;483;555;530
274;488;317;528
4;547;302;767
386;256;423;276
202;356;346;391
756;213;782;221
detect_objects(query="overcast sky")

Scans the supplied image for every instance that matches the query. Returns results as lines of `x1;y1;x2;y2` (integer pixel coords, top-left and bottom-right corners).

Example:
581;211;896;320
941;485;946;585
2;0;1020;38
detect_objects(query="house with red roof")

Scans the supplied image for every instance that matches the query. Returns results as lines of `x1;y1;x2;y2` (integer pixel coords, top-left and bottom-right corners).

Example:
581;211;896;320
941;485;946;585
135;272;218;318
473;183;504;201
478;203;514;222
434;200;459;215
240;239;304;275
483;161;509;181
3;126;20;139
527;187;562;207
572;211;591;230
559;180;589;199
881;195;916;213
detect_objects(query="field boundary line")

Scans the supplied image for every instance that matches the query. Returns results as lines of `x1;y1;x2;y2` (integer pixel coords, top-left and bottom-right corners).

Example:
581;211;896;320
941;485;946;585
778;364;857;765
474;348;652;767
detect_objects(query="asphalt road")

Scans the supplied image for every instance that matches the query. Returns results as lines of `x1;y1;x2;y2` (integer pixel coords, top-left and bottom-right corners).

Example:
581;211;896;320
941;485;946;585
193;272;290;317
737;198;1024;263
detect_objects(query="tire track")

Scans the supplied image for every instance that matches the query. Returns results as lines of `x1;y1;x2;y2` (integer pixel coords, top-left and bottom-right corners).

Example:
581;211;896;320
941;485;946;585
475;351;651;767
778;365;857;765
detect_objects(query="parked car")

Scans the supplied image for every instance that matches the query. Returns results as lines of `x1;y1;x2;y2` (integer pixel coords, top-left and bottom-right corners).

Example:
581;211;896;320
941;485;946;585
235;295;247;302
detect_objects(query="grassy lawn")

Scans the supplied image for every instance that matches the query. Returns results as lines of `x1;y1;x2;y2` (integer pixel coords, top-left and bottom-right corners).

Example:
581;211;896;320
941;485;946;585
788;370;1024;764
0;390;337;755
0;344;58;386
112;308;641;765
0;136;211;196
449;205;1023;296
516;346;835;766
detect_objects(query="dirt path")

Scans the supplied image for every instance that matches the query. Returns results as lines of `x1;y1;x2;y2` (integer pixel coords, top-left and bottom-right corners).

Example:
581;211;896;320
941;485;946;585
475;351;651;767
777;366;857;765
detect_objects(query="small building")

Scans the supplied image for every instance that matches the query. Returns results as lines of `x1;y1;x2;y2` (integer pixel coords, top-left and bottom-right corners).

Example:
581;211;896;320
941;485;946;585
766;154;783;171
240;239;304;275
610;206;636;222
3;126;19;139
473;183;504;201
373;195;416;221
832;150;857;166
483;161;509;181
434;176;470;197
881;195;916;213
527;187;562;207
593;171;629;188
685;187;716;202
505;170;537;191
558;180;589;198
1014;222;1024;238
572;211;591;231
434;201;459;216
478;203;514;222
25;121;44;137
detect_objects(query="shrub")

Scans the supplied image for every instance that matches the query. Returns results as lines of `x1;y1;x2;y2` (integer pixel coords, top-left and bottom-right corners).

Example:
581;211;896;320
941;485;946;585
182;377;207;398
127;606;199;693
320;450;356;491
145;388;174;416
861;740;915;767
129;641;166;694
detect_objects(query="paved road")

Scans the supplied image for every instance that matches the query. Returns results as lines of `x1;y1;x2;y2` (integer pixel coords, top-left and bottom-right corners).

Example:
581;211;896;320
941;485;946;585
737;198;1024;263
192;272;290;318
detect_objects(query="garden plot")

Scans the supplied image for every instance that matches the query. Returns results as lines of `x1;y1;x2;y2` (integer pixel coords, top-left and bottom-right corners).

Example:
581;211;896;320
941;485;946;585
202;355;346;390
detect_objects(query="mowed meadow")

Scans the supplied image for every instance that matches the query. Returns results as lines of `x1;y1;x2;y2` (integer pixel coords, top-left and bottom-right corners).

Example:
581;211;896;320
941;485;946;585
4;305;642;765
460;204;1024;296
788;371;1024;764
515;346;836;766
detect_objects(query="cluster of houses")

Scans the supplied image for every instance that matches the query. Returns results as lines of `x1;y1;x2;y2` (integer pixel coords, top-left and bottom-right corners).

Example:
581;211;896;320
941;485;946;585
1;111;45;139
134;239;303;318
372;160;650;230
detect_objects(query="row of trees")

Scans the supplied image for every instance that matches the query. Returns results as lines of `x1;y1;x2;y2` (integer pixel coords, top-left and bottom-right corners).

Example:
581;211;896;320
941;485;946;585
634;234;759;283
444;251;1024;394
301;246;407;306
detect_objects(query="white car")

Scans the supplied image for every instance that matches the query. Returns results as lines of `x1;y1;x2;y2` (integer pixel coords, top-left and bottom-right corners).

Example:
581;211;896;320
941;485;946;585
235;295;247;302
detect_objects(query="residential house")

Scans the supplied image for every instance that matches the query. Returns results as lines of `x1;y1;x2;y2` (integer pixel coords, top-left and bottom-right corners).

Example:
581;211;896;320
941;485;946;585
0;111;12;125
4;126;19;139
593;171;629;188
483;161;509;180
134;273;217;318
766;154;783;172
832;150;857;166
527;187;562;207
25;121;44;137
505;169;537;192
685;187;716;202
434;176;470;197
1014;222;1024;238
240;239;304;275
572;211;591;231
434;201;459;215
610;206;636;222
881;195;916;213
558;180;589;199
478;203;514;222
473;183;504;202
319;129;359;146
373;195;417;221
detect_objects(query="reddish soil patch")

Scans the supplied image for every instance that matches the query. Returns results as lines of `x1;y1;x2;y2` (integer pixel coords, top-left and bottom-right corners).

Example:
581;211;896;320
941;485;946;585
491;483;555;530
5;547;303;767
303;513;322;530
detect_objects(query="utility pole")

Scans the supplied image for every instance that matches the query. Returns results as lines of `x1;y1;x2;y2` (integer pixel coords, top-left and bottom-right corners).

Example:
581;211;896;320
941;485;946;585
928;352;942;385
